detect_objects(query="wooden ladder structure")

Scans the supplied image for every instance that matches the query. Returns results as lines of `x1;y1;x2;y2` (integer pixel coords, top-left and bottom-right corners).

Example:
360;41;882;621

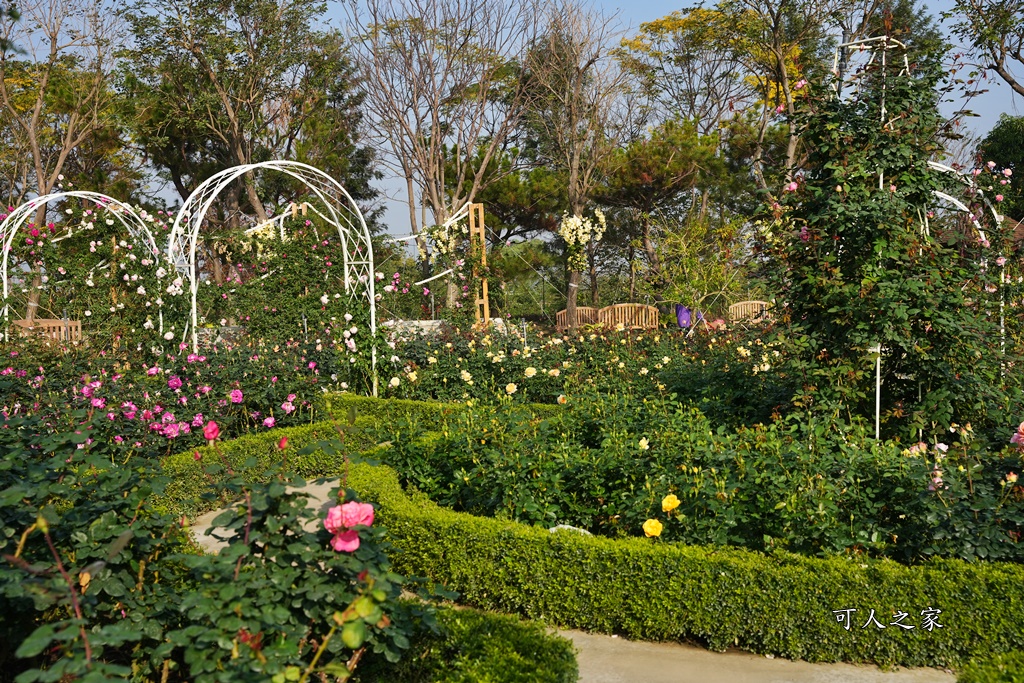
469;203;491;327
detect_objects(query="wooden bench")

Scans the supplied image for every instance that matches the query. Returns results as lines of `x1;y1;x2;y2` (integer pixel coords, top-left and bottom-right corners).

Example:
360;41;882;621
11;318;83;342
728;300;770;324
555;306;599;333
597;303;659;330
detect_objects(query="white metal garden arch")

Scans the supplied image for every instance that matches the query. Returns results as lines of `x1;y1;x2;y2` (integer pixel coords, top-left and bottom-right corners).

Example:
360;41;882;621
166;160;378;392
1;191;162;341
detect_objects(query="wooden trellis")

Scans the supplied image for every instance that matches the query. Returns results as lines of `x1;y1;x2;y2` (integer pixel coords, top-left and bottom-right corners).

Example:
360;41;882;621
469;203;490;327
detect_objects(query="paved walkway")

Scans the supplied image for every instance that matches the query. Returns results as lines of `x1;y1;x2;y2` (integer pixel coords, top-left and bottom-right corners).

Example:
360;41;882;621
563;630;955;683
191;483;957;683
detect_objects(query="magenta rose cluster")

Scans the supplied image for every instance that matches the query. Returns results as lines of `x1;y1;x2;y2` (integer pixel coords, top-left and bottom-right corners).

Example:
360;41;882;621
323;501;374;552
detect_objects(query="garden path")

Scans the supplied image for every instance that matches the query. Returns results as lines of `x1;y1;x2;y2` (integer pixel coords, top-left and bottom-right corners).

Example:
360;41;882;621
190;482;956;683
564;629;954;683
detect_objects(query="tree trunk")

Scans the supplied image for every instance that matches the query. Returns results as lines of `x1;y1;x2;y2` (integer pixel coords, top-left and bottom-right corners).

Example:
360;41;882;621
641;213;666;306
566;269;581;333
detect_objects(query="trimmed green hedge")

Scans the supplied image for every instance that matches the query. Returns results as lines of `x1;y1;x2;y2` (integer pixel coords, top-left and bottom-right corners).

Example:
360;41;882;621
958;653;1024;683
345;461;1024;669
164;394;553;518
161;396;1023;670
162;418;377;518
324;393;562;425
356;607;578;683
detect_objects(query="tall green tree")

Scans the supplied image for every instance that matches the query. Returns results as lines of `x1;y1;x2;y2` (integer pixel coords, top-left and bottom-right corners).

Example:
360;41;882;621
122;0;377;220
598;119;723;305
521;0;630;325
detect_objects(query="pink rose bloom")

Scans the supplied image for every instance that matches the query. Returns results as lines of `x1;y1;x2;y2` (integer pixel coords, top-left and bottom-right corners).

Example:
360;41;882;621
281;401;295;414
168;376;183;390
330;530;360;553
147;366;160;376
263;416;276;428
230;389;243;403
203;420;220;441
340;501;375;528
324;501;375;535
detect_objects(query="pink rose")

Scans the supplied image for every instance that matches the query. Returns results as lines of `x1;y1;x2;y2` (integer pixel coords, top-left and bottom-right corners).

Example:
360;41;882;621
324;502;375;534
230;389;243;403
330;530;360;552
203;420;220;441
168;376;182;390
341;501;375;528
263;416;276;428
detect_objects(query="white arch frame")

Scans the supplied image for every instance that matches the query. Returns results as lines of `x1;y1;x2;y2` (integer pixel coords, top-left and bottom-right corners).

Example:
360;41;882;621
1;191;162;341
167;160;377;393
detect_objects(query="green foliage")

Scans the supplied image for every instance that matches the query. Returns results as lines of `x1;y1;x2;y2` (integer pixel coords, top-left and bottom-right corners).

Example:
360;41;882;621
0;409;427;683
958;652;1024;683
4;204;186;344
346;459;1024;669
380;327;682;403
979;114;1024;221
121;0;377;208
760;50;1024;439
356;608;578;683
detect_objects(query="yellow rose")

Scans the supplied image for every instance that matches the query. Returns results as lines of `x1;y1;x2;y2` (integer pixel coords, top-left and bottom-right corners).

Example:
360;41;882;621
505;383;517;394
662;494;680;513
642;519;663;538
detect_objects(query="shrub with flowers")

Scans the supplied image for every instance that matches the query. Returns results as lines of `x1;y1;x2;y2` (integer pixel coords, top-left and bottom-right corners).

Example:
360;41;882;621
0;408;436;681
0;341;350;457
757;49;1024;440
373;389;1024;563
377;326;699;404
2;203;189;347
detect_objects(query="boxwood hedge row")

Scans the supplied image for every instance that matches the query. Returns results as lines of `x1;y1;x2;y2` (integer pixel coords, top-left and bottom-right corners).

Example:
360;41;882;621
343;461;1024;669
356;607;578;683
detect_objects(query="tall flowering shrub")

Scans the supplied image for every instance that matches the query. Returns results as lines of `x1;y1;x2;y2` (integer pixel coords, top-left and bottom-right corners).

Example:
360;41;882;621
192;216;381;390
758;49;1023;439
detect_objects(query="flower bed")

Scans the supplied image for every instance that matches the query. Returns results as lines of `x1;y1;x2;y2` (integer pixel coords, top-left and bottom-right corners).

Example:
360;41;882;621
368;393;1024;564
0;343;357;458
